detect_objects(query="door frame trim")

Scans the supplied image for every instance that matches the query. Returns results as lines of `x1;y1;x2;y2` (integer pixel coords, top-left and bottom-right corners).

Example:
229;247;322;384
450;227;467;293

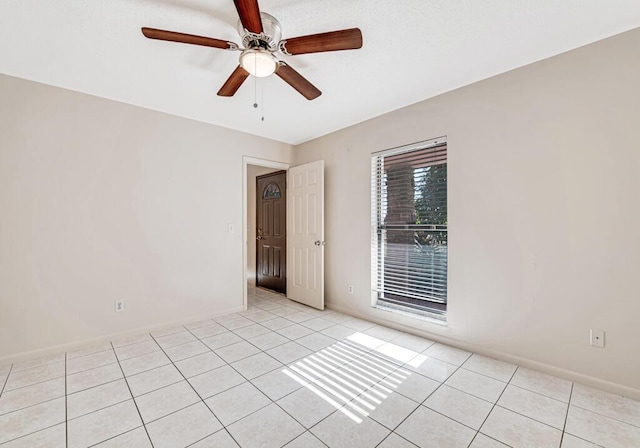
242;156;290;311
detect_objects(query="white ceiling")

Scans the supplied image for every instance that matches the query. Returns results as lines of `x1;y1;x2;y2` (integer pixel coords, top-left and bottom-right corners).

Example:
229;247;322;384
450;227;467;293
1;1;639;144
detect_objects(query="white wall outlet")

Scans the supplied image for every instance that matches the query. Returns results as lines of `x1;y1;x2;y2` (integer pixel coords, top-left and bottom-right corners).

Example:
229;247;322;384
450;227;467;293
590;329;605;348
228;223;235;234
348;284;354;294
115;300;125;313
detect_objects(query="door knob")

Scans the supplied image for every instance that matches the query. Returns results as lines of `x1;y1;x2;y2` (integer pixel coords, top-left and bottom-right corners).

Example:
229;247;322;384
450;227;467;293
256;236;263;240
314;240;326;246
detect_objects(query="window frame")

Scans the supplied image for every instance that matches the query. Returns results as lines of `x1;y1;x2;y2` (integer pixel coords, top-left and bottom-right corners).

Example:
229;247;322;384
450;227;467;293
371;136;448;322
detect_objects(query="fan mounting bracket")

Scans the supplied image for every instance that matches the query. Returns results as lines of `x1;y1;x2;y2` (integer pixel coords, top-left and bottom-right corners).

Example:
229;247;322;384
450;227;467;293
278;40;290;55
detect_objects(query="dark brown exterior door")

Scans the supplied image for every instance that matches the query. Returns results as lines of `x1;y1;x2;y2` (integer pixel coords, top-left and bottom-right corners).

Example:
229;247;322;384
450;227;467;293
256;171;286;294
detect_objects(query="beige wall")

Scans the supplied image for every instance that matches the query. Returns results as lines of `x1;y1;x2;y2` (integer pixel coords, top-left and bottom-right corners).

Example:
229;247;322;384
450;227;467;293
294;28;640;395
246;165;280;283
0;75;292;361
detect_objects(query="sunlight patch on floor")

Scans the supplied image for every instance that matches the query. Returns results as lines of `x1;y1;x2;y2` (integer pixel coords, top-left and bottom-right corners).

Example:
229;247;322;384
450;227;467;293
280;331;430;424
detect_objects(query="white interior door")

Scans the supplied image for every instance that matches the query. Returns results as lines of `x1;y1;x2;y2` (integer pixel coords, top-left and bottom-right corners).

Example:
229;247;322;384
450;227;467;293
287;160;324;310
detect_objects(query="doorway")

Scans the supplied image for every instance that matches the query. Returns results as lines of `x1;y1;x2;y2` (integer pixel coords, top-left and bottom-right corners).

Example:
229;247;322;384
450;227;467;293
241;156;324;311
256;170;287;294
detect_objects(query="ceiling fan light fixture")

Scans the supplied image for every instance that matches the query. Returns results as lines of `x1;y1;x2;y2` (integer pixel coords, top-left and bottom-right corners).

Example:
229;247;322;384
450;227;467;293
240;49;277;77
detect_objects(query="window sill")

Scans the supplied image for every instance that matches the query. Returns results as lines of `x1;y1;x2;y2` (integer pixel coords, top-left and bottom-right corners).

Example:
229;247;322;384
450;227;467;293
373;302;448;327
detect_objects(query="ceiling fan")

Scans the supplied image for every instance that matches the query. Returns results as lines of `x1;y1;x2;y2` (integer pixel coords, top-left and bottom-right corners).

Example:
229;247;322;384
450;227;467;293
141;0;363;101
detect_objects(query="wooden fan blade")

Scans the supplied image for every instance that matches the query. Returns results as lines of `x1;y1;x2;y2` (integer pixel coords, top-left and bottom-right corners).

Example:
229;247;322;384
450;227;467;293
217;66;250;97
281;28;363;55
233;0;263;34
276;63;321;100
141;27;234;50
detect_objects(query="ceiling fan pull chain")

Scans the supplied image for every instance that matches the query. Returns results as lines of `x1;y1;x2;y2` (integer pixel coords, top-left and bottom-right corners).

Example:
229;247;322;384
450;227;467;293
253;57;258;109
261;86;265;122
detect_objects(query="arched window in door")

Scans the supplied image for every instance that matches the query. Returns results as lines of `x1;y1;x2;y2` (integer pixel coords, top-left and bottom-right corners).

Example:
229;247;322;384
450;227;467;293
262;182;282;199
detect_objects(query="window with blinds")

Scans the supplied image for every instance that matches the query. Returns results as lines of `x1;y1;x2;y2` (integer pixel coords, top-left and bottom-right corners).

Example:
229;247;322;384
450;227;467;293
371;137;447;318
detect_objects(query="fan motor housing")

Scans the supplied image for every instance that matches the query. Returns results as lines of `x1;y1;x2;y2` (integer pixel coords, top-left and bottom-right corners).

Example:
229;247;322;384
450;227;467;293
238;12;282;51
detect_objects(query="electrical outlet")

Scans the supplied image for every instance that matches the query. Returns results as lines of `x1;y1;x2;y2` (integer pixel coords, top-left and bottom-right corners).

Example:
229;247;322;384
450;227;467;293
115;300;125;313
590;329;605;348
348;284;354;294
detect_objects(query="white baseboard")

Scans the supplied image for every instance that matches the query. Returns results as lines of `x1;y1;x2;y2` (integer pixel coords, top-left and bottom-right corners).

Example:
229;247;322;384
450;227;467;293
0;305;245;367
326;301;640;402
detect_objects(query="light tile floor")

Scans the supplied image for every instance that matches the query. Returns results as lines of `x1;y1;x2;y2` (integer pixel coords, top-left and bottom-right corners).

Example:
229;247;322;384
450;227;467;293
1;285;640;447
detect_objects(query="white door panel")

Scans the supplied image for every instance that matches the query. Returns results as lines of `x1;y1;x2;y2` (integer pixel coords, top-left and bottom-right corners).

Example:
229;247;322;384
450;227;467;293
287;160;324;310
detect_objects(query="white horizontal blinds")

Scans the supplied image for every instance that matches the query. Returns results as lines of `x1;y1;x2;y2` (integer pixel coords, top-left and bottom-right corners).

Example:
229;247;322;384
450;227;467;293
372;139;448;313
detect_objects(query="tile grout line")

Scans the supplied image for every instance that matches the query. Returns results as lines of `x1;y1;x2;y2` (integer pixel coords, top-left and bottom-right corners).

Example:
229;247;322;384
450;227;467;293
84;426;146;448
299;337;453;447
442;381;505;406
503;381;570;404
66;346;113;361
116;359;172;379
66;377;221;432
11;340;134;378
66;361;121;377
375;432;418;448
0;364;13;399
465;365;519;448
174;331;286;384
191;317;329;371
280;355;372;425
429;367;607;435
489;401;574;432
2;373;66;394
182;429;235;448
568;404;640;431
240;323;557;447
185;320;359;446
312;368;408;442
202;318;302;351
65;352;68;448
2;363;144;423
0;423;66;446
0;394;68;419
129;312;346;382
148;330;242;448
229;314;312;335
454;364;518;384
462;369;592;439
559;383;574;447
283;431;330;448
369;345;464;447
112;335;168;350
242;368;339;444
0;374;69;446
313;348;399;436
181;319;327;440
474;433;515;448
110;341;156;448
7;358;63;375
64;397;134;425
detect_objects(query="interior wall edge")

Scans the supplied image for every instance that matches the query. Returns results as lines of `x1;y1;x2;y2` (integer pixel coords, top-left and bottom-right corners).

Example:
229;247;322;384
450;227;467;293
326;301;640;402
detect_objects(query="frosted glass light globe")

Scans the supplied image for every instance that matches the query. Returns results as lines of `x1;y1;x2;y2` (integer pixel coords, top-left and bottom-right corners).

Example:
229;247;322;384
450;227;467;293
240;50;277;77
